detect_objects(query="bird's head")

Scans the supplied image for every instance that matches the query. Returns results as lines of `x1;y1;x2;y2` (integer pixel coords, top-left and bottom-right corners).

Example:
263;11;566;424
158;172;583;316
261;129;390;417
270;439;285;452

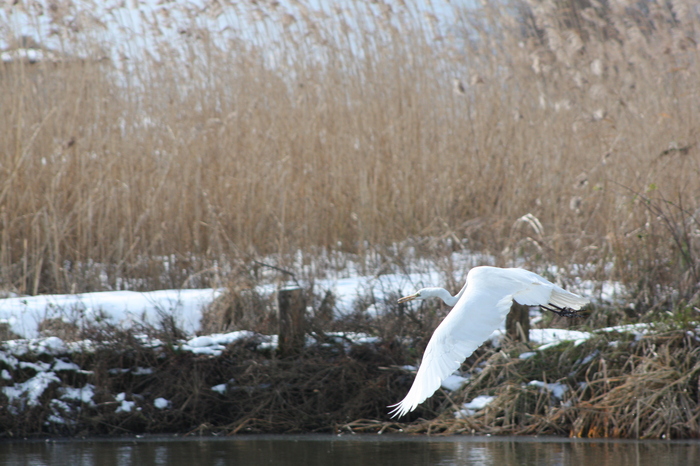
397;287;442;304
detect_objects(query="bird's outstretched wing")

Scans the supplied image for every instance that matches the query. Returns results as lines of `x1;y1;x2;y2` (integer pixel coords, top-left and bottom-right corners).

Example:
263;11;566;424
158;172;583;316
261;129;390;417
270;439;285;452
508;268;589;310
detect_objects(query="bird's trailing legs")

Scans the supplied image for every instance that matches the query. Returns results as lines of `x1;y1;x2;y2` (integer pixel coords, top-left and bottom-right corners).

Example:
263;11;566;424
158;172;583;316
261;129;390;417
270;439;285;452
539;303;583;318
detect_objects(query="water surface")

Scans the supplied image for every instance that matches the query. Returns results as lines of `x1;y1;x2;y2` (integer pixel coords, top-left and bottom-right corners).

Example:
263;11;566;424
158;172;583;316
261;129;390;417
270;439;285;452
2;434;698;466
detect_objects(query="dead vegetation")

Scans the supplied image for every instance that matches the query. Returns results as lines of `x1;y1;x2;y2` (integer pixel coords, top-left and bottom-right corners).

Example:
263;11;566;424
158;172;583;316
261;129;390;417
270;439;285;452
3;321;700;439
0;0;698;310
373;328;700;439
1;0;700;440
0;328;427;437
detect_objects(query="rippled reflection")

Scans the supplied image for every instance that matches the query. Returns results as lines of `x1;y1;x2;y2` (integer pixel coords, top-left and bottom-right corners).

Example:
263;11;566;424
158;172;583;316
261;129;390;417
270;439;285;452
1;435;698;466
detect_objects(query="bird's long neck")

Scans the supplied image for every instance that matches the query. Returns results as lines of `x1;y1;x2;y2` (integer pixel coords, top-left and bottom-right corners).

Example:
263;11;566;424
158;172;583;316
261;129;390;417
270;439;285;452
424;287;460;306
451;280;469;305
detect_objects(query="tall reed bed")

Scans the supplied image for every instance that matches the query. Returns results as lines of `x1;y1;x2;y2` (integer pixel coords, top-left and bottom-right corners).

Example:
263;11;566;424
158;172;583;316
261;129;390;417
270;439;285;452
1;1;698;308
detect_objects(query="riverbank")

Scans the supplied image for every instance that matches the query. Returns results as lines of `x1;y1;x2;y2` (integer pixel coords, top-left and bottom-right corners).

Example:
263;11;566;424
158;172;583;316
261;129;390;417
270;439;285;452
2;316;698;440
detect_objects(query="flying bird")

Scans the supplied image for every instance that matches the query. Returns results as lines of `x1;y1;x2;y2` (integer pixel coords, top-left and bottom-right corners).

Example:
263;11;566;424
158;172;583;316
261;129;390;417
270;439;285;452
389;266;588;418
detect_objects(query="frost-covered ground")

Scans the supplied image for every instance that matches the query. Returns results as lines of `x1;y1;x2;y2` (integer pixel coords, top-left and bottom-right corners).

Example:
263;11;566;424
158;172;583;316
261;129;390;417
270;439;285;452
0;271;445;339
0;320;662;425
0;260;631;425
0;262;623;339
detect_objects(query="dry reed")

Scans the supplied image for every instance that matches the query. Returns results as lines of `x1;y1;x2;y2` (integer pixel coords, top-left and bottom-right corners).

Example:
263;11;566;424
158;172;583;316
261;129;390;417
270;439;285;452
0;0;698;310
341;328;700;439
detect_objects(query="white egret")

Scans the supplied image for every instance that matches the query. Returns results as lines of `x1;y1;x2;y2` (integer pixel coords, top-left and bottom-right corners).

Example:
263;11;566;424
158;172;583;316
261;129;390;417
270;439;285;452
390;266;588;418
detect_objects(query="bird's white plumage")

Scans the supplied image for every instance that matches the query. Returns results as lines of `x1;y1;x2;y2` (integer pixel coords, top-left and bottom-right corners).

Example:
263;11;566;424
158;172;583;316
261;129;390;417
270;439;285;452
389;266;587;418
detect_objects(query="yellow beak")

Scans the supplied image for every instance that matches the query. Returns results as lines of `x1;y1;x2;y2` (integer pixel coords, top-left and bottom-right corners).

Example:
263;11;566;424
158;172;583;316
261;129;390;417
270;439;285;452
397;292;420;304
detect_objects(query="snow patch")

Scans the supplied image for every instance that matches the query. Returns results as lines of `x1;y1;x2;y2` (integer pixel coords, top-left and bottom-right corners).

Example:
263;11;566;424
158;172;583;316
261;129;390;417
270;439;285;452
154;397;170;409
3;371;61;412
441;374;469;391
455;395;495;418
211;384;227;394
528;380;569;399
530;329;591;349
19;360;52;372
0;289;221;338
3;337;67;356
115;392;136;413
59;384;96;406
52;359;82;372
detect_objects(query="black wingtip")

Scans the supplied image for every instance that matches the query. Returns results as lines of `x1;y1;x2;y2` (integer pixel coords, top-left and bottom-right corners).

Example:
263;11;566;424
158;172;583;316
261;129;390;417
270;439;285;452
539;303;584;318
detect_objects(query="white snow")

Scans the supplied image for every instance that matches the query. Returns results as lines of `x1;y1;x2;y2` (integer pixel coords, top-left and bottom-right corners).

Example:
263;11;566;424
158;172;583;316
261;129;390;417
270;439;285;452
575;350;599;367
530;329;591;349
454;395;496;418
597;322;655;337
441;374;470;391
0;289;221;339
0;272;438;339
0;253;633;344
115;392;136;413
47;399;74;425
2;337;67;356
572;279;627;305
0;48;60;63
52;359;83;372
0;259;648;423
187;336;215;347
19;360;52;372
519;352;537;360
3;371;61;411
211;384;227;394
59;384;96;406
256;335;279;352
179;330;258;356
210;331;256;345
528;380;569;399
154;397;170;409
0;351;19;369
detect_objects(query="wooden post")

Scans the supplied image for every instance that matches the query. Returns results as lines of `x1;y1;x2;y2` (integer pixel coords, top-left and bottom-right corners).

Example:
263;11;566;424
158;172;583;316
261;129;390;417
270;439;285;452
278;287;306;357
506;301;530;342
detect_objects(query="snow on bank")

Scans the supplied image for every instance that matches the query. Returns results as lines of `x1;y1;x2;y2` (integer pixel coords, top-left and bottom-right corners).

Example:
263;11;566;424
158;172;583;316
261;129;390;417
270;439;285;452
455;395;496;418
0;270;448;339
0;289;222;339
0;247;629;340
0;328;385;425
0;320;686;425
530;328;592;349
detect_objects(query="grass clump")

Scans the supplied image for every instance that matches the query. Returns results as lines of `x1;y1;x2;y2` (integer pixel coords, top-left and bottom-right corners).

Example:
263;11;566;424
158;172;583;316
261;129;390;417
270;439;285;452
393;328;700;439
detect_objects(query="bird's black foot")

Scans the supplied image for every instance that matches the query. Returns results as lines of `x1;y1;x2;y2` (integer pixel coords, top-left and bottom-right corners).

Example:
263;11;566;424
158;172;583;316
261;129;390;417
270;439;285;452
539;303;583;318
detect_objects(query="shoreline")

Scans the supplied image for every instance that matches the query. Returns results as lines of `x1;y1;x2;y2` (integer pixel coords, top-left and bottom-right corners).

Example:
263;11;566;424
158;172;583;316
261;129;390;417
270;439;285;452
2;323;699;440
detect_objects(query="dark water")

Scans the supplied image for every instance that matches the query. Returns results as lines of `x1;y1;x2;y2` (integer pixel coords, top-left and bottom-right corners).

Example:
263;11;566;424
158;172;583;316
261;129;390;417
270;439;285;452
1;434;698;466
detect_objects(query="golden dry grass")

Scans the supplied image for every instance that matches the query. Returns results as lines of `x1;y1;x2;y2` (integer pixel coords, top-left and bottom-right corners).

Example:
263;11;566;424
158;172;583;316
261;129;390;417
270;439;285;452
1;0;698;304
340;329;700;439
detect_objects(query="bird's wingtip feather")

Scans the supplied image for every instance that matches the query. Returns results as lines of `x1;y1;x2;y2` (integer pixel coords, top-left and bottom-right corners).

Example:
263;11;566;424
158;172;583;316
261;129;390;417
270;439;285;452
388;401;409;419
